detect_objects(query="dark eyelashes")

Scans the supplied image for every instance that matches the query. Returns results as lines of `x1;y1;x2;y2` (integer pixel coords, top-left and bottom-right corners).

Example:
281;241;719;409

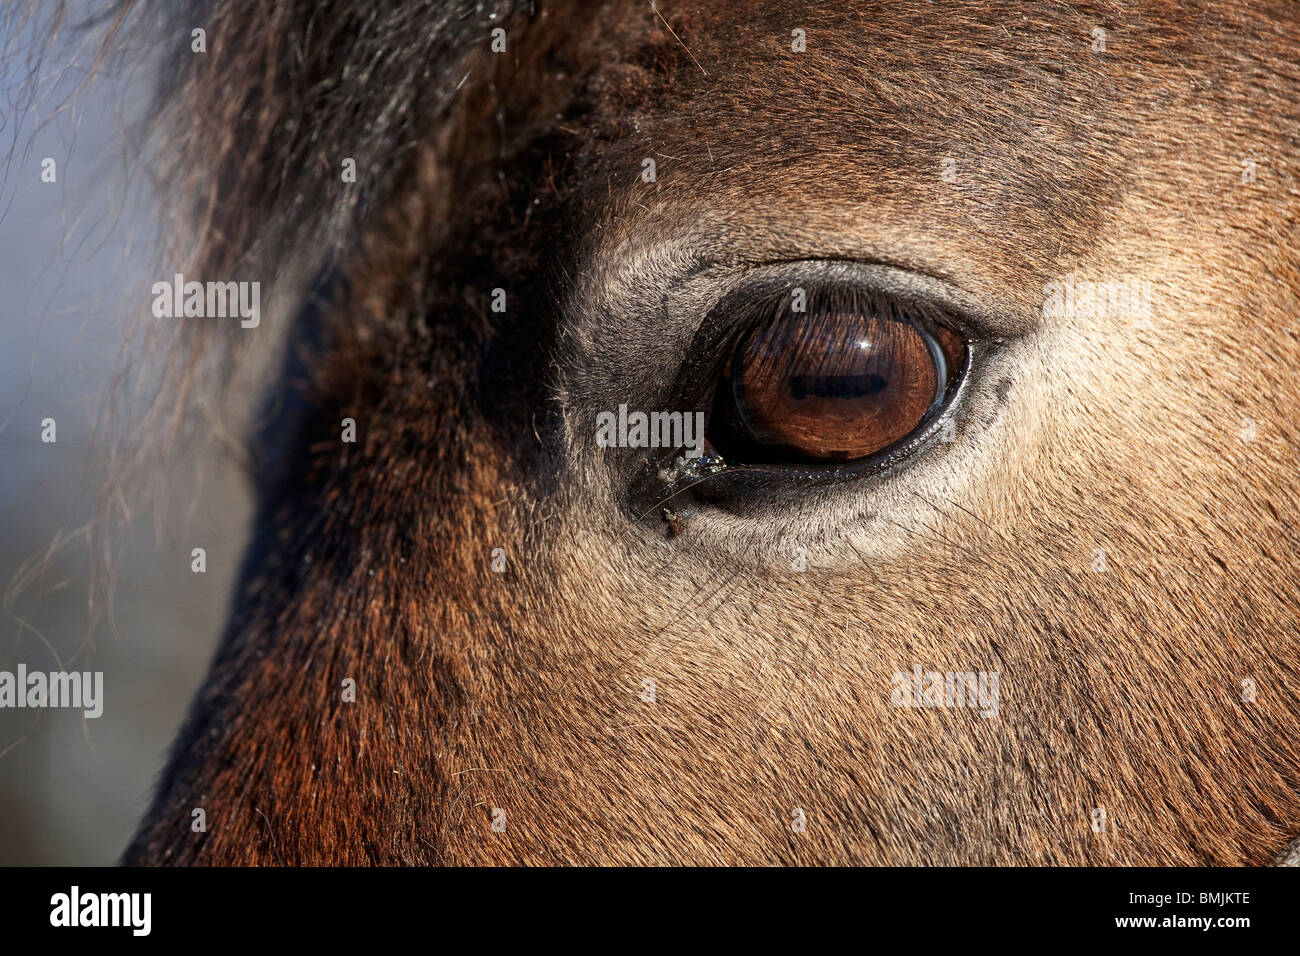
617;273;983;522
670;279;975;430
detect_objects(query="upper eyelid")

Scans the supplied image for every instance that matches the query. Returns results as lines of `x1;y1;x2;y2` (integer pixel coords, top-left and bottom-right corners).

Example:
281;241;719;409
664;258;1009;402
661;257;1036;349
665;262;991;472
613;256;1015;517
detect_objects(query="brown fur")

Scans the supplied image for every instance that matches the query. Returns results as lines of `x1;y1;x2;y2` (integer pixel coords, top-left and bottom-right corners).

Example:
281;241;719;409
116;0;1300;864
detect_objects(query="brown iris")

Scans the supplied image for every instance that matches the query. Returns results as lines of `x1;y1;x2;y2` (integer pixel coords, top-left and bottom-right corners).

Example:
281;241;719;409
728;308;965;463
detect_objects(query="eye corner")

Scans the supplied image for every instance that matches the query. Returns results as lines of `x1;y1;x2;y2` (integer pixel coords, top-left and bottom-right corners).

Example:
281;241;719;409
614;257;1009;530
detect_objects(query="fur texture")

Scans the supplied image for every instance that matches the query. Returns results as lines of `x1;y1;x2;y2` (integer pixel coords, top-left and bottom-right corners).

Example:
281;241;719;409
108;0;1300;864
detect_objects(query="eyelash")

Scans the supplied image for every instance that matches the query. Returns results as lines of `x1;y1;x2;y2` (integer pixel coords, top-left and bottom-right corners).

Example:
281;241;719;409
623;272;989;518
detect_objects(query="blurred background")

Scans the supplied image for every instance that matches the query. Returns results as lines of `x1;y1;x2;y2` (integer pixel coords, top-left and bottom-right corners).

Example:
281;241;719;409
0;12;252;864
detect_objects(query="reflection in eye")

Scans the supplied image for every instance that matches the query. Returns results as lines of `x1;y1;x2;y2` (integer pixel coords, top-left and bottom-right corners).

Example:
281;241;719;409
715;291;966;465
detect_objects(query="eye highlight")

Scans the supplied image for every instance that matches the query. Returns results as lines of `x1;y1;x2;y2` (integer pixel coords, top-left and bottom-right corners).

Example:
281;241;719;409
709;287;967;468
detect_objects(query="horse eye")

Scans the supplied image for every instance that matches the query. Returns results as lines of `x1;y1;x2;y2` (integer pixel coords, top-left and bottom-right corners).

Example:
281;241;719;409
717;303;966;465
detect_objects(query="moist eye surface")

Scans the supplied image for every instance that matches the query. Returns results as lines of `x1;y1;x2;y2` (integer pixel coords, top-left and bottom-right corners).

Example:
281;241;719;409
708;285;968;468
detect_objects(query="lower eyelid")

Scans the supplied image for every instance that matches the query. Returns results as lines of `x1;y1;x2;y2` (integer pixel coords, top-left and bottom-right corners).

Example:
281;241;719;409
627;335;1008;537
717;343;975;483
595;256;1024;529
623;332;987;529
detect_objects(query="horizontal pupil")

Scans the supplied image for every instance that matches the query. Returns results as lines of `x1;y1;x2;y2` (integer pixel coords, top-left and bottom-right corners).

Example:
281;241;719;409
788;374;888;400
729;305;959;464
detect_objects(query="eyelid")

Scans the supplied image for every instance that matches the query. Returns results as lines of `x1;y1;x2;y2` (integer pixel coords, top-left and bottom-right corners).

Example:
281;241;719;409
707;338;978;486
638;266;986;505
664;257;1033;351
669;258;998;413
